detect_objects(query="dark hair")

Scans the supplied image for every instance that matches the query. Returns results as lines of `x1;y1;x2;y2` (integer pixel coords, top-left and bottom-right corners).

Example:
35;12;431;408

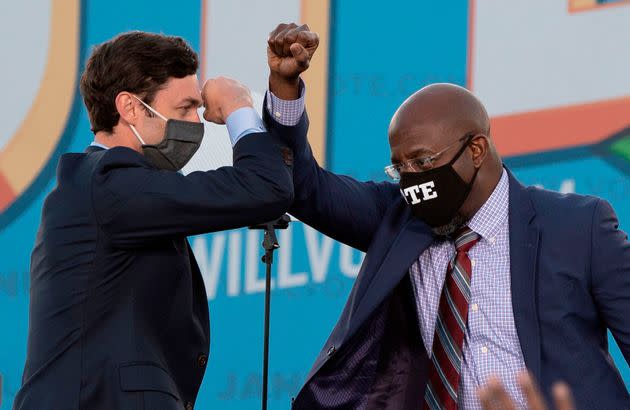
80;31;199;134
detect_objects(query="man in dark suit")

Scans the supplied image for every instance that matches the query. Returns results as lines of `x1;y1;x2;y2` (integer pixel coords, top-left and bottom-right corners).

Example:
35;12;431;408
14;30;315;410
264;26;630;410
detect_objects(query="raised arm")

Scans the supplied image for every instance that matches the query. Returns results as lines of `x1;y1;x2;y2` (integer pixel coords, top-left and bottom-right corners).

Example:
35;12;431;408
264;23;400;252
93;78;294;248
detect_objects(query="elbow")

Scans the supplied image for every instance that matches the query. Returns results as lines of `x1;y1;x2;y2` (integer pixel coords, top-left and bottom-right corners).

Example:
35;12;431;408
274;168;295;210
263;181;294;220
275;183;295;214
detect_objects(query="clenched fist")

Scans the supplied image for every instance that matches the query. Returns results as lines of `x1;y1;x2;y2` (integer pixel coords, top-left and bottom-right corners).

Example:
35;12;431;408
202;76;253;124
267;23;319;99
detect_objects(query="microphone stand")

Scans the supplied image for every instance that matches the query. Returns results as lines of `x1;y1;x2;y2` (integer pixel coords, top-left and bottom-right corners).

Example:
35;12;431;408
248;214;291;410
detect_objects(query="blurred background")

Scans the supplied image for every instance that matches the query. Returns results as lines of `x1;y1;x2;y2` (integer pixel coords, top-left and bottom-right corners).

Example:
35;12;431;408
1;0;629;408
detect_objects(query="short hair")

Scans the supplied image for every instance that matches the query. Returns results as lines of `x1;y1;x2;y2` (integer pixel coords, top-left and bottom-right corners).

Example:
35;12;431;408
80;31;199;134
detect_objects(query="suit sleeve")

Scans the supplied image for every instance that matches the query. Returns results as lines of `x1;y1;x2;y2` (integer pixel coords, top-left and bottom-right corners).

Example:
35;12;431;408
92;131;294;248
263;105;400;252
590;198;630;363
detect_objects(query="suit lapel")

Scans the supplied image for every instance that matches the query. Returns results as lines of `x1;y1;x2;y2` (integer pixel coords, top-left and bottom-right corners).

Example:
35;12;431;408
348;211;434;341
507;169;542;382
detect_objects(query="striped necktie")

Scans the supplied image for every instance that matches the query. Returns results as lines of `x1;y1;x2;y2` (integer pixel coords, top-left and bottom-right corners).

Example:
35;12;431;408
424;226;480;410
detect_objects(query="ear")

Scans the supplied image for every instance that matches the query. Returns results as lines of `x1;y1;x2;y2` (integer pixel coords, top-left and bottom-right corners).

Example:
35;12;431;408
469;134;489;168
115;92;140;126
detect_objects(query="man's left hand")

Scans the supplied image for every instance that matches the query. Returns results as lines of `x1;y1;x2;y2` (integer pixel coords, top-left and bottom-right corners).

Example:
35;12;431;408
477;372;574;410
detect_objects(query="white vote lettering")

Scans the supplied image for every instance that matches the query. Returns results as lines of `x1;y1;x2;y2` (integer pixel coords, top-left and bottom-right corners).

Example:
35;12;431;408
403;186;422;204
404;182;438;204
419;181;437;200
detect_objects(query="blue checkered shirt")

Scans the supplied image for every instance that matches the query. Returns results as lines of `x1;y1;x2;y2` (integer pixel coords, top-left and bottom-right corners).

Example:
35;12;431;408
410;169;528;409
266;82;306;126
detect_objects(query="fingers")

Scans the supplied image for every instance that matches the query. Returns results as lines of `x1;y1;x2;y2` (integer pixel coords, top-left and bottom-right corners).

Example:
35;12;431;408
552;382;575;410
201;78;220;123
201;76;253;124
268;23;297;57
268;23;317;58
296;29;319;51
518;372;547;410
282;28;299;57
479;371;573;410
477;376;518;410
290;43;309;69
268;23;289;40
268;23;291;53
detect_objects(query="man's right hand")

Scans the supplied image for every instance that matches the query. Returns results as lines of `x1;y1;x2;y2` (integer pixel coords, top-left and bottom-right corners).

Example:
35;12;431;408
267;23;319;99
202;76;253;124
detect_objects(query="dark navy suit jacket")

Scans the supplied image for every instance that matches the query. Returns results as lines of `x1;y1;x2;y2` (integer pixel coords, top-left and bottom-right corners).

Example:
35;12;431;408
14;131;294;410
265;111;630;410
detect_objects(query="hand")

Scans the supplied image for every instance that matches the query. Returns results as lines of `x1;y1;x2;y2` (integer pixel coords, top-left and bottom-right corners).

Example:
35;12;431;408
201;76;253;124
267;23;319;99
477;372;574;410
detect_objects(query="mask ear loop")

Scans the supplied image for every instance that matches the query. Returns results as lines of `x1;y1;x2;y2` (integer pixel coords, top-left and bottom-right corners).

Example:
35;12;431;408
128;94;168;146
128;124;146;145
447;133;476;166
456;133;482;200
131;94;168;121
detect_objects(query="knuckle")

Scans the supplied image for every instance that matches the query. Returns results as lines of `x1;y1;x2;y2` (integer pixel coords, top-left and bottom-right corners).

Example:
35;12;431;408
271;24;287;36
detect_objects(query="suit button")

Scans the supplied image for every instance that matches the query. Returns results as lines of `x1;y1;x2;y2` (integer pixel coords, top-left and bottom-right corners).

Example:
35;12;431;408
327;345;336;356
185;402;194;410
197;353;208;367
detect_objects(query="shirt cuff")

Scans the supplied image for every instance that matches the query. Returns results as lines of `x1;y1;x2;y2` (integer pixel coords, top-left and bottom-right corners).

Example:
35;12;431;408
225;107;266;146
265;79;306;127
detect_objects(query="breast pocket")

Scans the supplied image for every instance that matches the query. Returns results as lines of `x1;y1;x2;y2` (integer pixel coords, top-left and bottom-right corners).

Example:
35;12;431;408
119;362;182;410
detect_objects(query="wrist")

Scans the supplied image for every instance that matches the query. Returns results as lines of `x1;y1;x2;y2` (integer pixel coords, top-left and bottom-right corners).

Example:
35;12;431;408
222;100;254;122
269;71;300;100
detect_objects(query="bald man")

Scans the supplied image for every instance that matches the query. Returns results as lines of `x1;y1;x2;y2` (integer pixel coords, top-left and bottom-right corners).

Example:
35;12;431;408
264;33;630;410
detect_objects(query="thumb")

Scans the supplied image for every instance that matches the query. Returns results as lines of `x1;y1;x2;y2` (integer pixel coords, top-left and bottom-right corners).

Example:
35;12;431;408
290;43;310;69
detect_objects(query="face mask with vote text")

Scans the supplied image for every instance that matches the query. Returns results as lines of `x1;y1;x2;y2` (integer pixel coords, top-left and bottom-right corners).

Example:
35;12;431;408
399;139;479;228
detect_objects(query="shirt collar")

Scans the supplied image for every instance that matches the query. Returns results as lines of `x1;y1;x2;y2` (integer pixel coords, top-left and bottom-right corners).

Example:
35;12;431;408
467;168;509;241
89;141;109;150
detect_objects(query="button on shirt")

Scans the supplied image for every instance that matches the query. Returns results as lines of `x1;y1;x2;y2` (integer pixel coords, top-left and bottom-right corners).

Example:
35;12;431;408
410;169;528;409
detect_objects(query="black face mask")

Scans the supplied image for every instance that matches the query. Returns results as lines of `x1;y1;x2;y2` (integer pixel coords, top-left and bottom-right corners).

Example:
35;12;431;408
139;120;204;172
399;138;479;228
130;95;204;171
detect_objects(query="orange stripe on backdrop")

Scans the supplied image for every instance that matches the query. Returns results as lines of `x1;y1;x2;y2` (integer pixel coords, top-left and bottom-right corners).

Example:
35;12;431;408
0;0;79;193
491;96;630;156
0;172;16;213
200;0;208;82
466;0;476;91
569;0;630;13
301;0;330;166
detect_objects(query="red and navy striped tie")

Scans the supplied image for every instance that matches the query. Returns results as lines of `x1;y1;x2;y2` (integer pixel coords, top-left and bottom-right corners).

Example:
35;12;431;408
424;226;480;410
